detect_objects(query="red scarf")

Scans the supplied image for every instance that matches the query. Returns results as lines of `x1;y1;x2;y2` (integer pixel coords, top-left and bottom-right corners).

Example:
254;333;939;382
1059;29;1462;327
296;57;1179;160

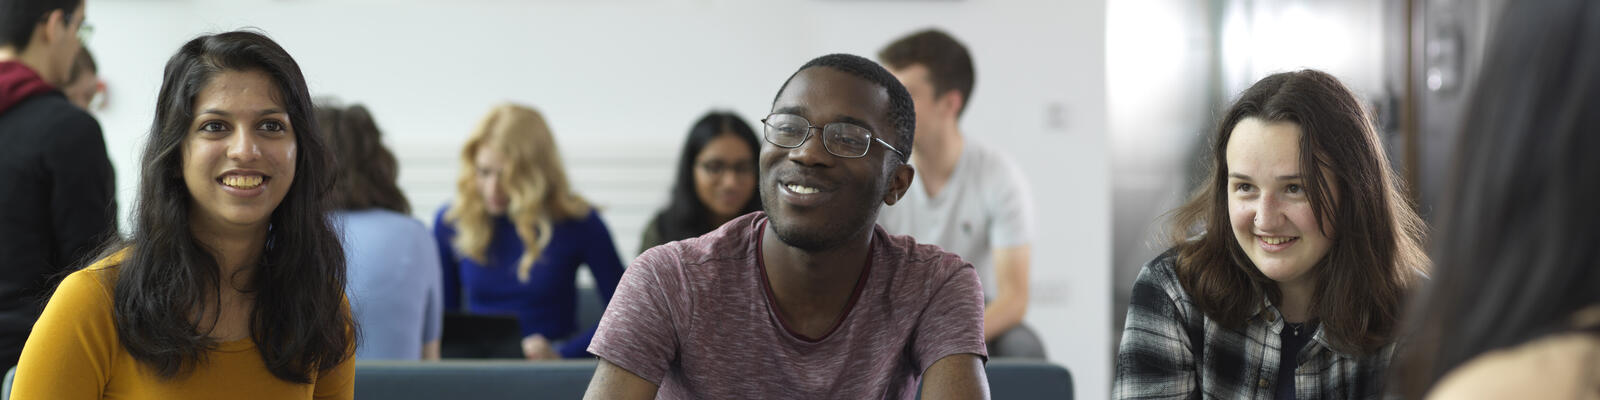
0;61;55;114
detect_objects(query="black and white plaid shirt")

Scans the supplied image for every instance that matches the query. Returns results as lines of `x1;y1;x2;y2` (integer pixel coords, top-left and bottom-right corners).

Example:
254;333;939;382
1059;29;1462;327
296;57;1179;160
1113;251;1397;399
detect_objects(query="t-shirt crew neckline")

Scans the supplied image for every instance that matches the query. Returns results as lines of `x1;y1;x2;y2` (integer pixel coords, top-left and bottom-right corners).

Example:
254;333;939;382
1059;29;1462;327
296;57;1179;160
754;219;874;343
917;142;972;205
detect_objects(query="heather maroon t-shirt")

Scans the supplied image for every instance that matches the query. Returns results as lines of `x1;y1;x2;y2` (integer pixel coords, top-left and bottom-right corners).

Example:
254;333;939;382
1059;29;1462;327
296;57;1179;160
589;212;988;399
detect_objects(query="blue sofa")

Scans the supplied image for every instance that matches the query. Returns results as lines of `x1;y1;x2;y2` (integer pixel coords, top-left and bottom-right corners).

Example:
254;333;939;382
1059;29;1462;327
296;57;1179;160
2;358;1073;399
352;359;1071;399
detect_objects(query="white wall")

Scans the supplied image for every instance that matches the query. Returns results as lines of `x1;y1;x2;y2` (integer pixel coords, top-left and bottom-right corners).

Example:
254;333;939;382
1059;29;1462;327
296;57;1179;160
87;0;1109;397
1106;0;1218;357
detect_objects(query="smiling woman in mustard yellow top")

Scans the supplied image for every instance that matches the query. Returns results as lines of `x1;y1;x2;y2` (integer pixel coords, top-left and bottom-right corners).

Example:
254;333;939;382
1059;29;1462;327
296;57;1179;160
13;30;354;399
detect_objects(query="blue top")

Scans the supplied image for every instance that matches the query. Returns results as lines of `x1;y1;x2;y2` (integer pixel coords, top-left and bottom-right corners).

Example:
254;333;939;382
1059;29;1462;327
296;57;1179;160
432;204;625;358
334;209;443;361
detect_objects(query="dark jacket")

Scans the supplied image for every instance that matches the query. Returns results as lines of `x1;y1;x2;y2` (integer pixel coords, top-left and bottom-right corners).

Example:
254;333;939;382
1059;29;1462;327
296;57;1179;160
0;61;117;367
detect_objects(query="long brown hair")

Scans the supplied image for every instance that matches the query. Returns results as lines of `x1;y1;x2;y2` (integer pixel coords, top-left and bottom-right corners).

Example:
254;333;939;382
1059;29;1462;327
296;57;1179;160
1391;0;1600;397
445;103;590;282
318;101;409;214
117;30;351;382
1166;70;1428;355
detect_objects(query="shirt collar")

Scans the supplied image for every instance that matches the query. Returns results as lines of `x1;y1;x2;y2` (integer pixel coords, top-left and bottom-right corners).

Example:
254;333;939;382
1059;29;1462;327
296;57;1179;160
1251;293;1357;359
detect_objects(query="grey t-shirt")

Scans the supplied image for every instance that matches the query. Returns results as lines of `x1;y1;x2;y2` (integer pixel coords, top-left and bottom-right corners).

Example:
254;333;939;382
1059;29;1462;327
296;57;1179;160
877;139;1036;300
589;212;988;399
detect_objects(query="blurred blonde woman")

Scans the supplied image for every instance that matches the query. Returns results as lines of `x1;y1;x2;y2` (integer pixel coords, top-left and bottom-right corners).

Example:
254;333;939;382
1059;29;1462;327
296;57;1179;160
432;103;624;360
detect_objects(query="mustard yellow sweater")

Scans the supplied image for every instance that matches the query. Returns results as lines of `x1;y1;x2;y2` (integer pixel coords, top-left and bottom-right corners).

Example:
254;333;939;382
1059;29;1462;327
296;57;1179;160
11;251;353;399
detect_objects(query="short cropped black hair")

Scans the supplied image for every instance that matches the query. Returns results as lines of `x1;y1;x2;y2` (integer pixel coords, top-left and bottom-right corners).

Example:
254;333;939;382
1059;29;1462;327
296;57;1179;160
879;28;976;117
0;0;80;52
773;53;915;162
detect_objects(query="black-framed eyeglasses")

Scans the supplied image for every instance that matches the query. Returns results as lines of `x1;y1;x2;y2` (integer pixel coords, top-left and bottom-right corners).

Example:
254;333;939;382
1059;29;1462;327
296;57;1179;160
760;113;905;159
40;11;90;42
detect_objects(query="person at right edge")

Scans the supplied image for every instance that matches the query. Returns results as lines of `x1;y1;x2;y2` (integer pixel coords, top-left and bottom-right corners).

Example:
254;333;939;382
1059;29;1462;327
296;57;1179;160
1389;1;1600;398
0;0;116;369
875;28;1042;358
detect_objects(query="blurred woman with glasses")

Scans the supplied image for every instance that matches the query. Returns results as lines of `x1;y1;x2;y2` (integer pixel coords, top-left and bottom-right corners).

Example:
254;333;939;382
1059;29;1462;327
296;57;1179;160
433;103;624;360
638;111;762;254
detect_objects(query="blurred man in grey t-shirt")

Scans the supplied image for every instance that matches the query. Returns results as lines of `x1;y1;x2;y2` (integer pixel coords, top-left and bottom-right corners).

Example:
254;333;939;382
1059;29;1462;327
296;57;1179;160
877;29;1043;358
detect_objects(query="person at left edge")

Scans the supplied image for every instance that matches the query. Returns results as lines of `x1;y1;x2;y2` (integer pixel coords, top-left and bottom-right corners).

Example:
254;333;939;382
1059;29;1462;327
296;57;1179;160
0;0;116;369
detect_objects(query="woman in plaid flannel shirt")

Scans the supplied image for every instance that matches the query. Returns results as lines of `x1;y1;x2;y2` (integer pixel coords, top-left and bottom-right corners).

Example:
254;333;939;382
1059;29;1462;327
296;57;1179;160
1114;69;1429;400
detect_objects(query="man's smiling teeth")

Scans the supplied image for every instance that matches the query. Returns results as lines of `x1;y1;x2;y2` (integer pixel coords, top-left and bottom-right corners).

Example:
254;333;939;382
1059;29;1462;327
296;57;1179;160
222;175;263;189
1260;236;1295;245
786;184;819;194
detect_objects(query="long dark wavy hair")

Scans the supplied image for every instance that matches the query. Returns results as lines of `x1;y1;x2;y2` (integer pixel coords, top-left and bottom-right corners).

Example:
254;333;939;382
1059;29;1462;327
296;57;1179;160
649;111;762;243
1390;1;1600;397
113;30;352;383
1166;70;1429;355
317;100;410;214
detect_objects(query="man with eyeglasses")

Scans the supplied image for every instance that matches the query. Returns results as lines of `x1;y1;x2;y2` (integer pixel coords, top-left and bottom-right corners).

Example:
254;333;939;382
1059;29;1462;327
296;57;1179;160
0;0;115;368
585;54;989;399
